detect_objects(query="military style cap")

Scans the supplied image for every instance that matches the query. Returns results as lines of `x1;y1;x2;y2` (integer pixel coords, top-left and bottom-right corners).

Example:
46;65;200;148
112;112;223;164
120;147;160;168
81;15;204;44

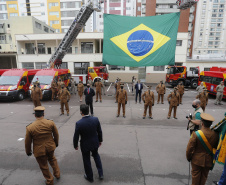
34;106;45;111
147;85;152;88
120;83;124;86
200;113;215;122
174;87;178;90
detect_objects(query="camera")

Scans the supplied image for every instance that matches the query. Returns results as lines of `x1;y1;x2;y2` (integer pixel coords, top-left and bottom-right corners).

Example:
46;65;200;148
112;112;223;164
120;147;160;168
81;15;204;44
186;113;192;119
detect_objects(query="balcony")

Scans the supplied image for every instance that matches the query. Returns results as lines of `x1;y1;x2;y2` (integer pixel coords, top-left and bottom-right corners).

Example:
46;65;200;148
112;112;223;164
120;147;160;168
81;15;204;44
0;28;6;34
156;8;179;13
156;0;176;4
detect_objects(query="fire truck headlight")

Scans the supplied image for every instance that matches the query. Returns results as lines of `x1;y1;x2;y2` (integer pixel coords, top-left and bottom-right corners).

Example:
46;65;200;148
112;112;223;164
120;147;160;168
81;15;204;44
10;85;17;90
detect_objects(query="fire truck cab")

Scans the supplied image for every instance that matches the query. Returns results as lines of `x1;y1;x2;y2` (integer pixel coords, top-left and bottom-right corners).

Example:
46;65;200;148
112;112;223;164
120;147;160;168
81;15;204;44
166;66;199;88
0;69;39;100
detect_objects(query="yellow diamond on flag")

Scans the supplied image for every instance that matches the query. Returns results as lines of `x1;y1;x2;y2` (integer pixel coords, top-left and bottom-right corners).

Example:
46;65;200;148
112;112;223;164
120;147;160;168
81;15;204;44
110;24;171;62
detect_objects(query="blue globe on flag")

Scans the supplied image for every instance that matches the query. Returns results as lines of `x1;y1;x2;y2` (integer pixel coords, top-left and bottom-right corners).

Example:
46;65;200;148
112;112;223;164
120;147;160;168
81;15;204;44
127;30;154;56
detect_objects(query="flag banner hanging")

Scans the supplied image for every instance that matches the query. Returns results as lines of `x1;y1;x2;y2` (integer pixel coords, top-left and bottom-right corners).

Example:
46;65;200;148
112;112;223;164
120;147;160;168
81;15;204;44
102;13;180;67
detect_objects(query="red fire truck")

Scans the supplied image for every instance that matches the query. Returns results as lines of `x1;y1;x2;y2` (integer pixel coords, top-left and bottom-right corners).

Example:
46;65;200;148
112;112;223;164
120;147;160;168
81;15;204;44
166;66;199;88
0;69;10;77
0;69;39;100
29;68;71;99
198;67;226;99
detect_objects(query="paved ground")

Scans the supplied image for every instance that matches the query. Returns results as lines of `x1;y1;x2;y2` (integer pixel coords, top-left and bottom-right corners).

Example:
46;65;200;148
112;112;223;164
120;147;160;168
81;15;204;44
0;83;225;185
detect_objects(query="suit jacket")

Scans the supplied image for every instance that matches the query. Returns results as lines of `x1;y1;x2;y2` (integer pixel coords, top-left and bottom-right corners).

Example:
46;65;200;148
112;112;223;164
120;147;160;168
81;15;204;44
84;87;95;103
135;83;143;93
73;116;103;152
25;118;59;157
186;127;219;168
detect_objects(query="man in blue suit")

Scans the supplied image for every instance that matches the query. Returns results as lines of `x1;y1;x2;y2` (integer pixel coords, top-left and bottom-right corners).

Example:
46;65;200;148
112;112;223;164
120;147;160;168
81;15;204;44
73;104;103;183
135;80;143;104
84;83;95;116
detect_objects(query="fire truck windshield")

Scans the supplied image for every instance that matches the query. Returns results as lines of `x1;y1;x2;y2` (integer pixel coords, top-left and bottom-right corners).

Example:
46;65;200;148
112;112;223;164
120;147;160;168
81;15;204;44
32;76;54;85
0;76;20;86
167;68;174;74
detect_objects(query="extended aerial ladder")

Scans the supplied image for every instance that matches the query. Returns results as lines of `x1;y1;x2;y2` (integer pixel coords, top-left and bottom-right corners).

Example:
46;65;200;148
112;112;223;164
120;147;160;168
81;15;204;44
49;0;101;68
176;0;199;10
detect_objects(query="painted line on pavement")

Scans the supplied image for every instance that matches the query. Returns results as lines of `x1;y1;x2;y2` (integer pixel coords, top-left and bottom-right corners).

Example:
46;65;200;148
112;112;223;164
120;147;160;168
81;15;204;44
126;83;130;92
17;138;24;141
107;83;112;92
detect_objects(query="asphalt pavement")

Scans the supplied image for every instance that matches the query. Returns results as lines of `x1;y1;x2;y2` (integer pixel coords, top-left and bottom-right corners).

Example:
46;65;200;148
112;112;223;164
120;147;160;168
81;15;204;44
0;83;225;185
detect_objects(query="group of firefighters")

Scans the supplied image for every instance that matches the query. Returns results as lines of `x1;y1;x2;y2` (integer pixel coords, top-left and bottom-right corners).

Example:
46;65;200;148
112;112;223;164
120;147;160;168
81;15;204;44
30;75;225;119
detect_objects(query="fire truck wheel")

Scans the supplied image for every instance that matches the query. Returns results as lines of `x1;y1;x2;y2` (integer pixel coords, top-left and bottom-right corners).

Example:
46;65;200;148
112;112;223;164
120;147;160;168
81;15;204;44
191;80;198;89
17;91;25;101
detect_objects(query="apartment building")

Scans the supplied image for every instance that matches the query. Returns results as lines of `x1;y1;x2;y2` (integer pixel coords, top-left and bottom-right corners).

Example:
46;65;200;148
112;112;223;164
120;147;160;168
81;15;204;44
15;32;188;83
192;0;226;60
0;0;84;33
0;16;55;68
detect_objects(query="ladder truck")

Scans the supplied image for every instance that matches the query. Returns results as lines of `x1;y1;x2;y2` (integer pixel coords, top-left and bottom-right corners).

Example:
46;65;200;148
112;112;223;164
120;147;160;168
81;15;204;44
48;0;101;69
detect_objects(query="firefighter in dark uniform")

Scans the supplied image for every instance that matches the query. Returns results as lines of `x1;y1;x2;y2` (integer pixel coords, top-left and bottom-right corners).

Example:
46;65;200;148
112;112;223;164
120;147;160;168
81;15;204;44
142;86;154;119
31;81;43;107
58;84;70;116
186;113;219;185
116;84;127;118
25;106;60;185
167;87;180;119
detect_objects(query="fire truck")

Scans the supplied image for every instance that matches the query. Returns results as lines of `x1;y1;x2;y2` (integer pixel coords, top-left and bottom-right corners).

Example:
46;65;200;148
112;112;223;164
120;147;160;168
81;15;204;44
198;67;226;99
166;66;199;88
48;0;108;84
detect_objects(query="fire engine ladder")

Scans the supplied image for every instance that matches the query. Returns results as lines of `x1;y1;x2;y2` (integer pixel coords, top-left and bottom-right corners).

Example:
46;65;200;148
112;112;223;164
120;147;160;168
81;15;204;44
49;1;100;68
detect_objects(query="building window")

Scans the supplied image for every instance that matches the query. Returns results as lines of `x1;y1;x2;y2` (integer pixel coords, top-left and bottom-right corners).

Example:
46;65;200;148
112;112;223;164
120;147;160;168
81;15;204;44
22;62;34;69
138;6;141;11
35;22;42;29
67;46;72;54
35;62;47;69
55;29;60;33
130;67;138;71
61;11;78;17
198;41;202;46
25;43;35;54
74;62;89;74
47;47;51;54
204;68;210;71
9;13;18;16
49;2;58;9
81;42;93;53
0;4;7;11
75;47;78;53
8;4;17;10
44;26;49;33
41;3;44;6
176;40;182;46
49;11;59;17
38;43;46;54
108;65;125;71
50;30;54;33
154;66;165;71
61;20;73;26
170;5;173;8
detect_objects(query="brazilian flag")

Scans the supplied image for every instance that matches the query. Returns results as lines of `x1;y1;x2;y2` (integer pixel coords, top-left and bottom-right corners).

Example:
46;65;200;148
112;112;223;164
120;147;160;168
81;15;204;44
102;13;180;67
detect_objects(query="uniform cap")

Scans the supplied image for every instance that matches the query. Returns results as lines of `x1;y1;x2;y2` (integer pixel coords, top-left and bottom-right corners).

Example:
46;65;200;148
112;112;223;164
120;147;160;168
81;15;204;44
147;85;152;88
174;87;178;90
34;106;45;111
120;83;124;86
200;113;215;122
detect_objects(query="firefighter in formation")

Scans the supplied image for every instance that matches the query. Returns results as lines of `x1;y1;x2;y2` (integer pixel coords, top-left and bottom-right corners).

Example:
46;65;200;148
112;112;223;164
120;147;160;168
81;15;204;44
58;84;70;116
167;87;180;119
196;88;208;112
95;78;103;102
77;81;84;102
31;81;43;108
156;80;166;104
142;86;154;119
116;83;127;118
51;79;57;101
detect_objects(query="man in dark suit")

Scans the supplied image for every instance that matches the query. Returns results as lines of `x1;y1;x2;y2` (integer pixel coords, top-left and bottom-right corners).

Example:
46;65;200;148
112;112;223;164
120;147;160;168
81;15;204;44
84;83;95;116
135;80;143;104
73;104;103;183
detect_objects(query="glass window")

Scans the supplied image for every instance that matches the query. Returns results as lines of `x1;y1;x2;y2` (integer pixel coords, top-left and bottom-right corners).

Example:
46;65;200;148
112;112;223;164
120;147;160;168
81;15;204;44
22;62;34;69
81;42;93;53
0;4;7;11
0;76;21;85
89;68;94;73
61;20;73;26
50;20;59;26
44;26;49;33
9;13;18;16
49;11;59;17
176;40;182;46
35;62;47;69
49;2;58;9
8;4;17;10
67;46;72;54
61;11;78;17
212;14;217;17
212;77;223;85
130;67;138;70
75;47;78;53
108;65;125;71
204;68;210;71
154;66;165;71
35;22;42;29
25;43;35;54
38;43;46;54
74;62;89;74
